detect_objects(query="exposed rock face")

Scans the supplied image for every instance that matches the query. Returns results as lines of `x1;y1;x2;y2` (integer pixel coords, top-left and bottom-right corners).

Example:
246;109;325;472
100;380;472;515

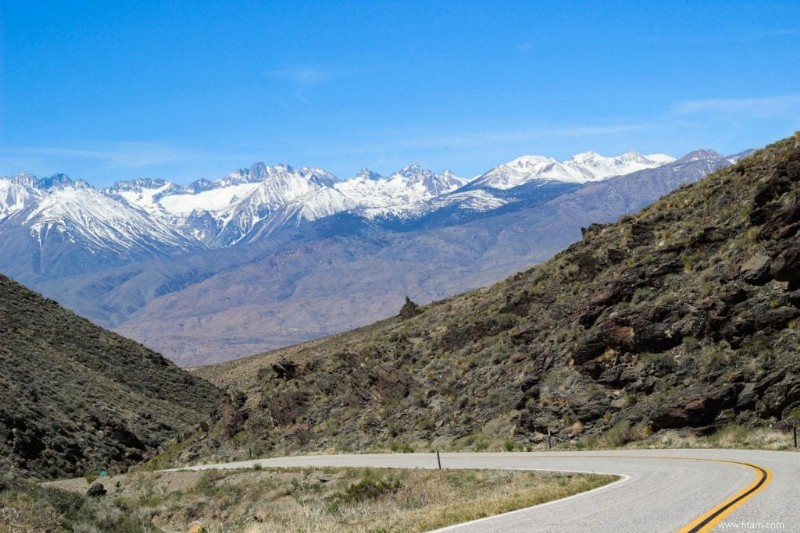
220;393;247;437
771;243;800;283
650;385;739;430
185;134;800;459
369;365;410;404
739;254;772;285
260;391;309;427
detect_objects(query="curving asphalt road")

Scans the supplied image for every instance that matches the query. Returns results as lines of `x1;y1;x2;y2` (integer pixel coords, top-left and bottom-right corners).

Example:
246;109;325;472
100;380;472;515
175;449;798;532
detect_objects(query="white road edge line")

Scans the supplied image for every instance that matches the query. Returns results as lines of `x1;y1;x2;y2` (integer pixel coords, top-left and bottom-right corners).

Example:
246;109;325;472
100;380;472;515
428;469;631;533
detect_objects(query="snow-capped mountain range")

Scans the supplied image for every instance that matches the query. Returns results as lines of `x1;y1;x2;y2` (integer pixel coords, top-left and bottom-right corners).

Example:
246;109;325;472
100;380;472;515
114;150;674;242
0;146;753;364
1;150;683;278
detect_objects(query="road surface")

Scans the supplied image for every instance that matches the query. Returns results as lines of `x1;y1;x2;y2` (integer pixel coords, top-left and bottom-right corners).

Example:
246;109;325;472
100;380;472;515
174;449;798;532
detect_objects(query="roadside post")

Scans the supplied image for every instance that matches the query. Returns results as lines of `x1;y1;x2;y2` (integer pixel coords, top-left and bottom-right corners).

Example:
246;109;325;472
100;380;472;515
436;450;442;470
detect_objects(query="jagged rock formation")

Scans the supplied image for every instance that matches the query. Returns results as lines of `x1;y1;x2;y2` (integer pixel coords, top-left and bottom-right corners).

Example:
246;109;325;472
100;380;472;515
399;296;422;319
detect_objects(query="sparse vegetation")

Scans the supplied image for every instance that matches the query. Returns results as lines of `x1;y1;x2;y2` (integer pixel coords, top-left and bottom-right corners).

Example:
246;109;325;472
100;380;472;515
0;474;156;532
39;467;615;533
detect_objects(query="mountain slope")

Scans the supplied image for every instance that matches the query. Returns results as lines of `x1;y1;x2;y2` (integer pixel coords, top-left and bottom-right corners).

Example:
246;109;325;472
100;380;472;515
184;133;800;460
0;274;224;479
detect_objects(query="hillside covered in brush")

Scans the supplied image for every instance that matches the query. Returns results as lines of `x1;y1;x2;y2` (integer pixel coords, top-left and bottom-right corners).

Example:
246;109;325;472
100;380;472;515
0;274;225;479
181;133;800;462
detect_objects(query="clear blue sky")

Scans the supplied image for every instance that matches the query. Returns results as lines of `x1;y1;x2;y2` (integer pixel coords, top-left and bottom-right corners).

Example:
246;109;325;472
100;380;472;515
2;0;799;186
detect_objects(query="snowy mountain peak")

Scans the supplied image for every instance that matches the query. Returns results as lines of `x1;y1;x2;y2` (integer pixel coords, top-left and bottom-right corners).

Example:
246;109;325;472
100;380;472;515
619;150;648;162
264;163;295;176
332;164;466;218
0;176;45;222
506;155;560;169
563;150;669;180
354;168;384;181
388;164;465;196
567;151;604;164
179;179;209;193
0;146;712;261
644;153;677;165
441;169;467;185
207;163;292;191
678;149;723;163
299;167;337;187
38;174;86;190
248;162;270;181
2;178;198;271
470;156;576;190
5;173;39;188
395;163;429;179
209;165;349;246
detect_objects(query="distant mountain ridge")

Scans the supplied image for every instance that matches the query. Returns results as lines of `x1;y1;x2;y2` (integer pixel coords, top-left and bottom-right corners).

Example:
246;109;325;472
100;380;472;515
0;148;746;364
1;149;678;272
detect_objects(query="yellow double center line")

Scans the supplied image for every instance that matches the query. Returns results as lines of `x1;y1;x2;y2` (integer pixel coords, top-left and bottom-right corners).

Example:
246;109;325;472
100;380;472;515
678;459;772;533
480;453;773;531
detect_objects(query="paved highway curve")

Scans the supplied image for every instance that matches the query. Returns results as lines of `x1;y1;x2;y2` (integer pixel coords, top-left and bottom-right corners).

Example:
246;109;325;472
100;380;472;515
176;449;798;532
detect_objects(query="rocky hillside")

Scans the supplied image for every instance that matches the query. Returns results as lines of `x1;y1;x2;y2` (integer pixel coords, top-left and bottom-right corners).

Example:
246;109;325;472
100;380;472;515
0;274;225;479
184;133;800;461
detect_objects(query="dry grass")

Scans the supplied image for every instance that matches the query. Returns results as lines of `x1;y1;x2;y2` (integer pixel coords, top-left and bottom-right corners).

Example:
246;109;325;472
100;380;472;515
44;467;614;532
644;426;797;451
0;493;63;533
561;424;799;452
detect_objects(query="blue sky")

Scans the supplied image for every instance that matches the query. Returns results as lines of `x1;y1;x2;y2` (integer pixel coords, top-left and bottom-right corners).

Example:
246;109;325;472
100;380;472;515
2;0;799;186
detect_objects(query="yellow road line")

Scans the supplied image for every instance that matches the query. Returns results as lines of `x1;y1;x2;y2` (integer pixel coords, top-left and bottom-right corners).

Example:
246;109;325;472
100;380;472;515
445;453;773;531
677;460;772;533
